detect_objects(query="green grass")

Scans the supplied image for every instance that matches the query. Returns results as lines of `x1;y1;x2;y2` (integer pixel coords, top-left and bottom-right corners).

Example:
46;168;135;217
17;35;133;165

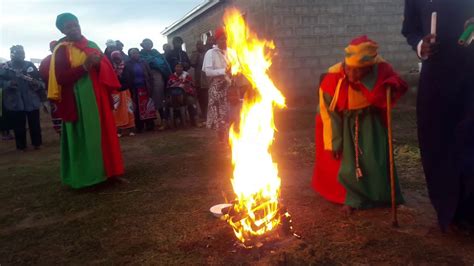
0;106;473;265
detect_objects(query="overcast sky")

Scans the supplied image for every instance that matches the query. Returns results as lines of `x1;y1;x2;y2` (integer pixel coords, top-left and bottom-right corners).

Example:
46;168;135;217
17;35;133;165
0;0;203;62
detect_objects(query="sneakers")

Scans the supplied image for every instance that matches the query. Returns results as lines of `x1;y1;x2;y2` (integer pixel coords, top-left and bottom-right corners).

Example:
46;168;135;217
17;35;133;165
129;132;135;137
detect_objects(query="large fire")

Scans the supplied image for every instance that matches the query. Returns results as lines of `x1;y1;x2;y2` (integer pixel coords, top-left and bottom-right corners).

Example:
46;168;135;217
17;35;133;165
223;8;287;245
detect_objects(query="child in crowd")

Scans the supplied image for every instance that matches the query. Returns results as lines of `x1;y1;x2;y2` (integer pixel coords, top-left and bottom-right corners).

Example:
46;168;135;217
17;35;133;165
167;62;201;127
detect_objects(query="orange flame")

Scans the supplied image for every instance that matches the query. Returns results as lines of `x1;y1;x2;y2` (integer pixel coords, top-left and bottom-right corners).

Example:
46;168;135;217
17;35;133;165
223;8;286;244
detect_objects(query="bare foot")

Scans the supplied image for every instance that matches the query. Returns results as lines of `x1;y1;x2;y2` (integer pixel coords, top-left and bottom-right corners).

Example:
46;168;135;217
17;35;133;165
112;176;130;184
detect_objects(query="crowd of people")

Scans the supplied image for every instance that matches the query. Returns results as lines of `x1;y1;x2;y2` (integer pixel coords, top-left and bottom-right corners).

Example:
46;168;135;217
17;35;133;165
0;16;237;146
0;0;473;234
0;12;241;189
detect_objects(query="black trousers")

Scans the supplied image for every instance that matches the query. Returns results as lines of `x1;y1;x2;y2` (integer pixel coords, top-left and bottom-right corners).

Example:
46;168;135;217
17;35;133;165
197;88;209;119
0;105;9;131
6;110;42;149
417;61;474;229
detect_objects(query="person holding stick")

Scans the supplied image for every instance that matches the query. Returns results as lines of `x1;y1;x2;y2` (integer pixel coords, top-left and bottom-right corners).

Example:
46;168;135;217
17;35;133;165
402;0;474;232
312;36;407;215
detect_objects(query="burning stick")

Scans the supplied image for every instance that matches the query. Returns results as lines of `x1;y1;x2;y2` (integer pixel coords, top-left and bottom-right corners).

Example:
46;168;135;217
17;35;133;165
386;87;399;227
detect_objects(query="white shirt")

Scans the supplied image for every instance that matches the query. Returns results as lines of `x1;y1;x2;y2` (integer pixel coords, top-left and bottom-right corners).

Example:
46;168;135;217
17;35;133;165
202;45;228;77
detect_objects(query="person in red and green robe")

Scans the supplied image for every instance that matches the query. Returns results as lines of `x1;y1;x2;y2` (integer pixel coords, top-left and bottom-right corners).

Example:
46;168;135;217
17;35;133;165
48;13;124;189
312;36;408;213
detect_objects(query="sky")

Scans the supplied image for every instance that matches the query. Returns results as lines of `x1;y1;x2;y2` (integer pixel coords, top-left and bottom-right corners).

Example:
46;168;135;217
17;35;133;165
0;0;204;62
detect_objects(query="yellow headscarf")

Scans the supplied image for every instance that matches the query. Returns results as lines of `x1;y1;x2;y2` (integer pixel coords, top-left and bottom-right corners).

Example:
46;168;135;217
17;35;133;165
344;35;383;67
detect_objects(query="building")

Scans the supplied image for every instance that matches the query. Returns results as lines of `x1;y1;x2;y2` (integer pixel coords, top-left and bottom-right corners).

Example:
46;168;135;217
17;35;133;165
162;0;417;100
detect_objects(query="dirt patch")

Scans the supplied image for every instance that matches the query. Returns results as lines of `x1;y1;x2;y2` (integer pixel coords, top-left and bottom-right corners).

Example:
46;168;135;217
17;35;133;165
0;106;473;264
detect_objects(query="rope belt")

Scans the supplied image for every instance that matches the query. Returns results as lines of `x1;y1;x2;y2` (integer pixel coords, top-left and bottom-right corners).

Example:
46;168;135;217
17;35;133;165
354;113;363;181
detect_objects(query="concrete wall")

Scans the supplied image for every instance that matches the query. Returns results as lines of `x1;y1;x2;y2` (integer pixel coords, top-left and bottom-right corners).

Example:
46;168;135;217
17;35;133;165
166;0;418;101
266;0;417;99
167;4;226;53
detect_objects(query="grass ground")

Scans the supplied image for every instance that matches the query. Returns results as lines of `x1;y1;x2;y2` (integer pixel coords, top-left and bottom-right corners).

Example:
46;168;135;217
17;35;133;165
0;103;473;265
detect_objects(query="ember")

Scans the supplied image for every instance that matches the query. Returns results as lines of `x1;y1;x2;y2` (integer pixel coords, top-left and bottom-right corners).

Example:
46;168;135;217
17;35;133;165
221;8;294;247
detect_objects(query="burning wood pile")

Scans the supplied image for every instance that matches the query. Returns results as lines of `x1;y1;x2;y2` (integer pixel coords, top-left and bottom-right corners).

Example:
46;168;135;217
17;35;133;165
218;8;298;248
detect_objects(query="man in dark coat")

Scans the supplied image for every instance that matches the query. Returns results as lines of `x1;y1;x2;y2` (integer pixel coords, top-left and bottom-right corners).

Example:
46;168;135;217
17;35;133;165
167;36;191;71
402;0;474;231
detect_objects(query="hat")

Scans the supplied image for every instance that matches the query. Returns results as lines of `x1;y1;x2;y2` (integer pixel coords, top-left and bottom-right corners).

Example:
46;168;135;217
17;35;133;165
56;13;78;31
106;39;116;47
344;35;381;67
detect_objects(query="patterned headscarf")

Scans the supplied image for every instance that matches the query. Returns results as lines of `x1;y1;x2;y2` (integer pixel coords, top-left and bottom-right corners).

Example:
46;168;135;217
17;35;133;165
56;13;78;31
344;35;382;67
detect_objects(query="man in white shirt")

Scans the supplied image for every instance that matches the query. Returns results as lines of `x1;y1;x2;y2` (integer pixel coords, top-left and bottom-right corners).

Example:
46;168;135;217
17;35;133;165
202;27;231;142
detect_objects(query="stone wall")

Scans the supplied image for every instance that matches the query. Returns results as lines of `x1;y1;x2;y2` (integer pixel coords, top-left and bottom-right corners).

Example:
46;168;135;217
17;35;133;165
267;0;418;99
166;4;226;53
166;0;419;100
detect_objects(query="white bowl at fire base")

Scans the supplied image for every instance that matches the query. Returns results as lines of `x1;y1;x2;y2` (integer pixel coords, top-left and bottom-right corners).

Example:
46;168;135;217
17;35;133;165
210;203;233;218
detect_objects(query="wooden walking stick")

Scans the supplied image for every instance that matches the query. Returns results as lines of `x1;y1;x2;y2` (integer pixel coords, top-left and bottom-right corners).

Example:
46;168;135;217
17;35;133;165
387;86;399;227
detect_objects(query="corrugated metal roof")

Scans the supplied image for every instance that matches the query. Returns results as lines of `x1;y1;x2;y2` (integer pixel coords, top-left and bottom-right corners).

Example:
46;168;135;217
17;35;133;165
161;0;223;36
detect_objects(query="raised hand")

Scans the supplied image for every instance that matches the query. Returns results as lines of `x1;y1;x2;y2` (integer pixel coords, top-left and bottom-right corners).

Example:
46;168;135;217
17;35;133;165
420;34;439;59
83;54;102;71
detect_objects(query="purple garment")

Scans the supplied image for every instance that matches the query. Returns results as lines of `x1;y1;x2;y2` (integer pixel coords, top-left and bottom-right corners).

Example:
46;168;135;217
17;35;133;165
132;62;145;87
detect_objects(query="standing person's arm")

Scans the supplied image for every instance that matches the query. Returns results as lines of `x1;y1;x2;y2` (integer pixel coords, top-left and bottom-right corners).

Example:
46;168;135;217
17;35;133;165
0;66;17;89
319;84;343;159
38;57;50;83
190;51;199;68
143;62;155;96
402;0;438;59
401;0;424;51
122;63;134;92
55;46;88;86
28;63;47;102
166;52;174;71
182;51;191;71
